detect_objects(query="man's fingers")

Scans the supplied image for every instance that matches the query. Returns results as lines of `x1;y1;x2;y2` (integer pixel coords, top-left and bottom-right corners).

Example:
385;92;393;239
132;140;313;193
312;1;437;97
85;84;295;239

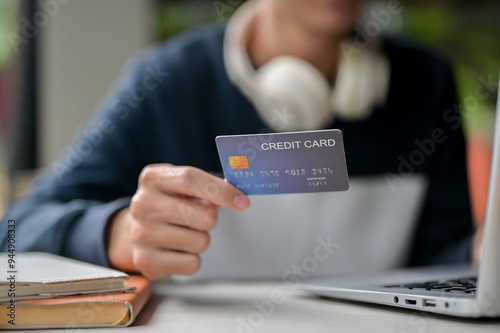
133;247;201;280
165;166;250;210
130;221;211;254
131;190;218;231
139;164;250;211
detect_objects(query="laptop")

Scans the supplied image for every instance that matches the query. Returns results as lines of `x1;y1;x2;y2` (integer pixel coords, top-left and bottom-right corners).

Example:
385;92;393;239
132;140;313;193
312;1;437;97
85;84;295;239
297;73;500;318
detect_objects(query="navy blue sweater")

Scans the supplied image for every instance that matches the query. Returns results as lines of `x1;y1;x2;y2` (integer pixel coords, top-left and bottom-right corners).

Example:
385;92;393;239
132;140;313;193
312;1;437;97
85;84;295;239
0;26;473;269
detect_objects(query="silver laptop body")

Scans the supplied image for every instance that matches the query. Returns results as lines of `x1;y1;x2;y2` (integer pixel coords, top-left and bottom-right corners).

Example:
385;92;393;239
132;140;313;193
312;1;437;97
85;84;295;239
299;74;500;318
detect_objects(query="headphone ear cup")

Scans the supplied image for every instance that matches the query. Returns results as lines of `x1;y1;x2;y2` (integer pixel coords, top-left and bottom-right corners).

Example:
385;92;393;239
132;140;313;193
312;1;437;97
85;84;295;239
330;44;390;120
254;56;333;131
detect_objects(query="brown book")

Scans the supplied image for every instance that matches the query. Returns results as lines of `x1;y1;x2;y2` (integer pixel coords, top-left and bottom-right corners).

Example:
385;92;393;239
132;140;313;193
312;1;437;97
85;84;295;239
0;275;152;329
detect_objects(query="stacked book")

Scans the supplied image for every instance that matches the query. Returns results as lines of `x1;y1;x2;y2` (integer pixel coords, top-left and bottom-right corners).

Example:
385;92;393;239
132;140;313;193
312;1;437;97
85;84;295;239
0;252;151;329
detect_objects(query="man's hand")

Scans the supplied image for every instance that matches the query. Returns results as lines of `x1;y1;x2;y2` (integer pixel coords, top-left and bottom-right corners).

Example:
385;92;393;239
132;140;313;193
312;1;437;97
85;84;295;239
106;164;250;280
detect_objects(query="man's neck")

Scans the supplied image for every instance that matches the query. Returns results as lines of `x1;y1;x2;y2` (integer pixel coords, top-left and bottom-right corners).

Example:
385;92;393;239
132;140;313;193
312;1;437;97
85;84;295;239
248;1;342;82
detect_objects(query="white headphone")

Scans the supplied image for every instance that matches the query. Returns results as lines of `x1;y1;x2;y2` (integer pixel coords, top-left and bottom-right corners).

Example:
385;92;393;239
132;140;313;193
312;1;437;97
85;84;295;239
223;1;391;132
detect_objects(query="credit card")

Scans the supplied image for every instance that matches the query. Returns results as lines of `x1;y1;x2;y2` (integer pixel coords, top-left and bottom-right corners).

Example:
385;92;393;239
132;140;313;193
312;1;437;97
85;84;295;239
215;129;349;195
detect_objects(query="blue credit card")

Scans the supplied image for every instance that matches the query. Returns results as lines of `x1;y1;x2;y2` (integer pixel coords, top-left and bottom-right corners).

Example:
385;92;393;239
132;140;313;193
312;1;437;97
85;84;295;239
215;129;349;195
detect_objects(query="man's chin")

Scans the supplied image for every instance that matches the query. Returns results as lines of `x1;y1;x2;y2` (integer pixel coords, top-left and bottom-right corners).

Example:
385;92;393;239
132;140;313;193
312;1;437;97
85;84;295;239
308;20;355;37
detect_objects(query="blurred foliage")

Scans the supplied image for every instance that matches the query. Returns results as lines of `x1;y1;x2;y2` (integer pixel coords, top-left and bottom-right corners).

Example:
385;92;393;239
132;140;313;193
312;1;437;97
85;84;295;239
403;2;500;135
157;0;244;39
0;0;18;69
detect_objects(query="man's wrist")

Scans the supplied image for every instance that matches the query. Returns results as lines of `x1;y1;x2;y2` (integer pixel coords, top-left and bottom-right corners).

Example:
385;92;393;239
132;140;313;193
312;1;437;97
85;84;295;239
106;207;136;272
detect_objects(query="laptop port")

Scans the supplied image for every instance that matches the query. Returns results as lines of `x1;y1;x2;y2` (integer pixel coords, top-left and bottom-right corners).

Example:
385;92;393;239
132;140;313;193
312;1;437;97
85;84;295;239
405;299;417;305
423;299;437;307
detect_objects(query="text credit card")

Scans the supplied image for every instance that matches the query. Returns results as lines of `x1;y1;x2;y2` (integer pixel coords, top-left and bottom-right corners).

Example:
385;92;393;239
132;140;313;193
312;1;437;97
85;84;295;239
215;129;349;195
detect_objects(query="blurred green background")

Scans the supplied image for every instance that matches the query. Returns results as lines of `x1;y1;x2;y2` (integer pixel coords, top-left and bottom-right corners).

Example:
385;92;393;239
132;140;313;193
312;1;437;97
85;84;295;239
0;0;17;69
404;1;500;136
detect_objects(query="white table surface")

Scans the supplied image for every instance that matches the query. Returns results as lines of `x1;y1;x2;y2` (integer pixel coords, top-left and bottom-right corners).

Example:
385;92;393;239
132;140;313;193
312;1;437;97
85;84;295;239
15;281;500;332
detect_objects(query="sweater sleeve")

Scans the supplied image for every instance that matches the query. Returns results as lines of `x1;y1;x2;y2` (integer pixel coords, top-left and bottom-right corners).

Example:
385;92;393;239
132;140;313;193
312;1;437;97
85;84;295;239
0;53;161;267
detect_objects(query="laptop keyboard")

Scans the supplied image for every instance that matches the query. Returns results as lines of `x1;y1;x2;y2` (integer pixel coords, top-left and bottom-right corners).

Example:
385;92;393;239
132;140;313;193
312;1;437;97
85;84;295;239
384;276;477;294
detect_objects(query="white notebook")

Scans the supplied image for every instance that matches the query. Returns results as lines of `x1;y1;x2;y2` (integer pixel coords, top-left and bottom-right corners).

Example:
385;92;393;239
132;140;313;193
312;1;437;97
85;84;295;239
0;252;133;301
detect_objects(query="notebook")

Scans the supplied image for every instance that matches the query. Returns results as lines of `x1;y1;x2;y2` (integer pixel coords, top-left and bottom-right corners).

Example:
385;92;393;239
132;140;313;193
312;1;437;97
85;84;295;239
0;252;133;301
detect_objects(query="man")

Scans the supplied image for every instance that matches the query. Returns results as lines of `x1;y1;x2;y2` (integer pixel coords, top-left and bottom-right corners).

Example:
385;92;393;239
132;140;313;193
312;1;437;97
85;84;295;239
1;0;478;281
